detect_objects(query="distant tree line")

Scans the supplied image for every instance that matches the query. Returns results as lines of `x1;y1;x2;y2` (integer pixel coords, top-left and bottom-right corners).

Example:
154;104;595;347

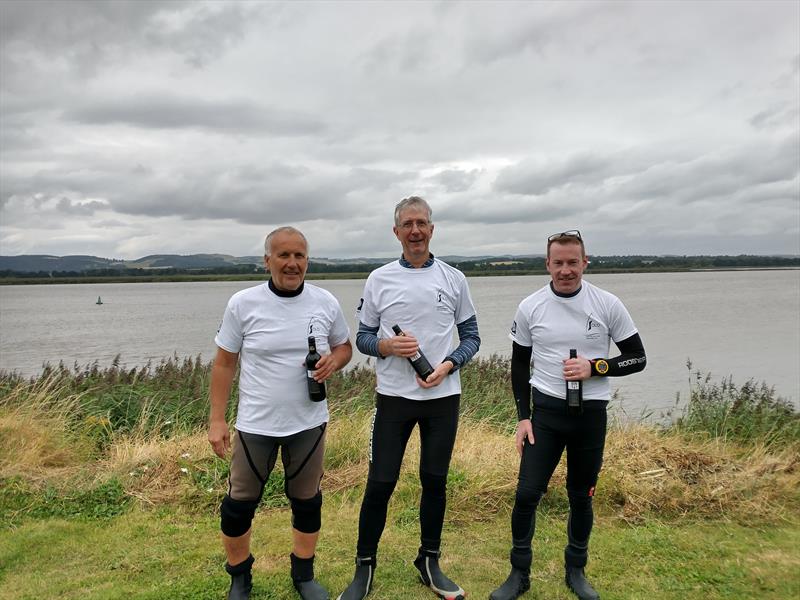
1;255;797;281
450;254;800;272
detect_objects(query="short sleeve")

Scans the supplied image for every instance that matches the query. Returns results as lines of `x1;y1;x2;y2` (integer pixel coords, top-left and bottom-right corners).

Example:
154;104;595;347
214;298;243;353
329;301;351;346
454;276;477;324
509;304;533;347
608;298;638;343
356;276;379;328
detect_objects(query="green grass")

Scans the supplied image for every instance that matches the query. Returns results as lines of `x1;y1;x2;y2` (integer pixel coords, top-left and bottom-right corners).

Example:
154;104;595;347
1;358;798;598
0;506;797;599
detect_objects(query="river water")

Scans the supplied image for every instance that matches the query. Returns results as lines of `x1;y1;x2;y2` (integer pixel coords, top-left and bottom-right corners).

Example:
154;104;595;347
1;270;798;417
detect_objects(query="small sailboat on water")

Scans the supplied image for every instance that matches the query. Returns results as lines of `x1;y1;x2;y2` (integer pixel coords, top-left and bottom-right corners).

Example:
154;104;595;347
96;296;103;305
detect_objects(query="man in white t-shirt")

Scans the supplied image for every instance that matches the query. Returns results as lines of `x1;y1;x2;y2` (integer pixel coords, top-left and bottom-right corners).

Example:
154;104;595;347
208;227;352;600
337;197;480;600
489;231;646;600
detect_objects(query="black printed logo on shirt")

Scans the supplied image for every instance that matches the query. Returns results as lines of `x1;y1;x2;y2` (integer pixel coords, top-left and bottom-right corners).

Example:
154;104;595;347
511;320;517;335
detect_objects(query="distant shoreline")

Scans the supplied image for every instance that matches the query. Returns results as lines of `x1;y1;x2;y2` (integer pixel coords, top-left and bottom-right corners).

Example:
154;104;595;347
1;265;798;285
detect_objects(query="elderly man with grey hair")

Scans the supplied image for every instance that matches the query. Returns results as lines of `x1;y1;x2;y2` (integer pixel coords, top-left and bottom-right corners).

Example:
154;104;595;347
209;226;353;600
337;197;481;600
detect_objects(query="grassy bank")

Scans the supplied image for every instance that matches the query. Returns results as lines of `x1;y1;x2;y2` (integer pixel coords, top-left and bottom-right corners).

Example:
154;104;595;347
1;358;798;598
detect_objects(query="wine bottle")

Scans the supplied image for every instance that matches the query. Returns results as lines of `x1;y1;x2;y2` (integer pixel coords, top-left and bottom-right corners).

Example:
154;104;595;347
566;348;583;416
392;324;434;381
306;336;326;402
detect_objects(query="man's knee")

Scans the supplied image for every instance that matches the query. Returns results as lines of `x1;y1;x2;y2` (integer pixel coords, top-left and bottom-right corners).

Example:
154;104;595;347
220;494;259;538
515;483;545;508
290;492;322;534
420;471;447;497
363;478;396;506
567;484;597;506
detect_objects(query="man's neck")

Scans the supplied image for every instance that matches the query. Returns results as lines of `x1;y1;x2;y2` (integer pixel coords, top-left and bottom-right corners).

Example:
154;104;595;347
400;252;434;269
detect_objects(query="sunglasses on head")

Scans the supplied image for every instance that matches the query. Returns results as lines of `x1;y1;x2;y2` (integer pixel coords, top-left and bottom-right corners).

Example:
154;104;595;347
547;229;582;242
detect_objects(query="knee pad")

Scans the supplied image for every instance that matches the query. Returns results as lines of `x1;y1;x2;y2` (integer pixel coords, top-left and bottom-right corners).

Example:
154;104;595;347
220;494;258;538
363;478;396;507
420;472;447;497
290;492;322;534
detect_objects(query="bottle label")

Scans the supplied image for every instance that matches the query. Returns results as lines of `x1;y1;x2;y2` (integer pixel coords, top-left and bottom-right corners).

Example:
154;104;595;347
567;381;580;390
410;351;421;361
307;370;316;379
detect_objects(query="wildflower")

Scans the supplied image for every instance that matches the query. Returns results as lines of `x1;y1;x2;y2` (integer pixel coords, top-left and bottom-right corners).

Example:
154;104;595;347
180;453;191;458
180;467;189;474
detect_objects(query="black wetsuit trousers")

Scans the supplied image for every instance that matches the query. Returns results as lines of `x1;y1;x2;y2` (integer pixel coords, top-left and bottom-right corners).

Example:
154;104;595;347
510;389;607;570
355;393;460;558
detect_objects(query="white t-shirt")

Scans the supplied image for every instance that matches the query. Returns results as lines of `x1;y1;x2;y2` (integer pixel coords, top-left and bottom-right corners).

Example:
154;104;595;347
356;258;476;400
510;280;638;401
215;282;350;436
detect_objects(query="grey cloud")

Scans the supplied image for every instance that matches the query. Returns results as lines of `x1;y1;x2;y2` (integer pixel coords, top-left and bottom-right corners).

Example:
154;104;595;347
622;135;799;205
347;168;417;190
462;2;618;65
436;194;576;225
750;104;800;130
0;1;265;95
64;96;325;136
105;163;412;225
143;2;264;69
495;154;617;196
56;197;108;216
93;219;130;228
429;169;481;193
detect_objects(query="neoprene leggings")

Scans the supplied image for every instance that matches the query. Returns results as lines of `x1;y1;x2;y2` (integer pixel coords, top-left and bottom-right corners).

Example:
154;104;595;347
510;389;607;570
356;393;460;557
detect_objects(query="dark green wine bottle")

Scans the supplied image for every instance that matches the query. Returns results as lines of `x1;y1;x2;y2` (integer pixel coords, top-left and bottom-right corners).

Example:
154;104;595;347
306;336;326;402
392;324;434;380
566;348;583;416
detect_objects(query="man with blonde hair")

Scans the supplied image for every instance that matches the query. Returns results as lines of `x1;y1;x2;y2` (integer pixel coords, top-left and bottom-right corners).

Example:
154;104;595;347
489;230;646;600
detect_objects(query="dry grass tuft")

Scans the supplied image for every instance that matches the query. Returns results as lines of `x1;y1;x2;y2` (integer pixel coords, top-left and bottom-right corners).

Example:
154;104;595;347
2;392;797;525
602;424;800;522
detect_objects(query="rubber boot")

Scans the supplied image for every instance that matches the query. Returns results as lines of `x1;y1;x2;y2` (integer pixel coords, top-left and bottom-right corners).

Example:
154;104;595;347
336;556;376;600
225;554;254;600
291;553;329;600
413;548;465;600
488;566;530;600
565;565;599;600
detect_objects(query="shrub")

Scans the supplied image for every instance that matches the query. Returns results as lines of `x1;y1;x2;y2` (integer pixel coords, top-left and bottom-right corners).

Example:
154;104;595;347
674;360;800;449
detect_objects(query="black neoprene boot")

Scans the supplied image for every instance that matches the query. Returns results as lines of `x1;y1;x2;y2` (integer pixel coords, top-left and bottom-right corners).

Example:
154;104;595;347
225;554;254;600
413;548;465;600
336;556;376;600
565;565;599;600
488;566;530;600
291;553;329;600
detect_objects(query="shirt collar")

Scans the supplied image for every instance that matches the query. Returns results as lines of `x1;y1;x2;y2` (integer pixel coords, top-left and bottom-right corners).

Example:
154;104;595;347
399;252;435;269
549;281;582;298
268;279;305;297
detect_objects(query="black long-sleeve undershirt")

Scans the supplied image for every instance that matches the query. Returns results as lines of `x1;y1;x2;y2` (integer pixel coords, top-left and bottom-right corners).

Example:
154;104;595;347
511;333;647;421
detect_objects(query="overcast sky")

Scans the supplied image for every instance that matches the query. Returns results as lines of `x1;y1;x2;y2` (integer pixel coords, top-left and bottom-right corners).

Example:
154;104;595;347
1;1;798;259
